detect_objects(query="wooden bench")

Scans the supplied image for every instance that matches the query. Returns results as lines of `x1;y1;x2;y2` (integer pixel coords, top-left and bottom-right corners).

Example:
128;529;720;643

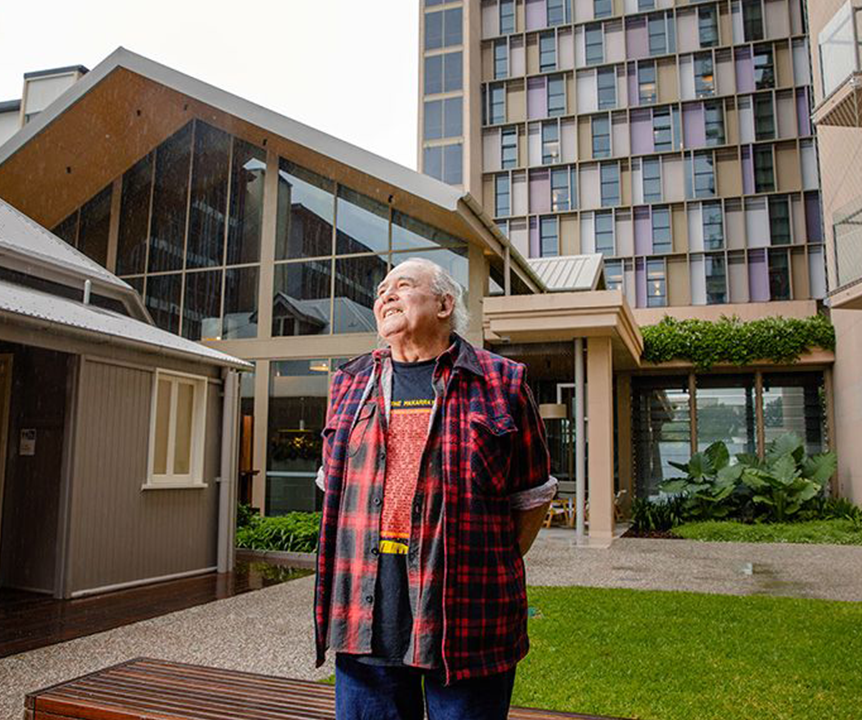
25;657;629;720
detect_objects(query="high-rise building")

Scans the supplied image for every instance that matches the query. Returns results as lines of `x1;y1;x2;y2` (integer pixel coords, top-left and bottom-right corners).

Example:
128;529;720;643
418;0;826;312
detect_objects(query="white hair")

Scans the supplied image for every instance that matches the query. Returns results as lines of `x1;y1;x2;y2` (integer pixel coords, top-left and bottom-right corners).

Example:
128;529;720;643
386;257;470;336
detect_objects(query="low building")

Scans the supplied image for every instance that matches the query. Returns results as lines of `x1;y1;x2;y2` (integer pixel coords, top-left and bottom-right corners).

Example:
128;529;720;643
0;197;249;598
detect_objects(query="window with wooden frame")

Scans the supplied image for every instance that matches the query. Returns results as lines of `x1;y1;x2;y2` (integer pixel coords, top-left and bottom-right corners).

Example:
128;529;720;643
146;370;208;489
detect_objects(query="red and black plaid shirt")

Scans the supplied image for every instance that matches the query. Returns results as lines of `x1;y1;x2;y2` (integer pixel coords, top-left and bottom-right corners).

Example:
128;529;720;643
314;336;555;684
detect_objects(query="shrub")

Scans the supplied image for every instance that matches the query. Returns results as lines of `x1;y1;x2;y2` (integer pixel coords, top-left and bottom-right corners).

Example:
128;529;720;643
236;511;322;553
236;503;261;530
630;496;686;533
659;441;744;520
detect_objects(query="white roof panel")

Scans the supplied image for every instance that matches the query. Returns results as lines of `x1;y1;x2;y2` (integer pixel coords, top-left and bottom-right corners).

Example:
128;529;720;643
0;279;250;369
528;254;604;292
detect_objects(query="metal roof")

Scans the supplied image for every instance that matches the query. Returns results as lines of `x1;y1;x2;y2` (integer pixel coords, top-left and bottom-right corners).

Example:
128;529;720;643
527;254;605;292
0;279;251;369
0;198;130;290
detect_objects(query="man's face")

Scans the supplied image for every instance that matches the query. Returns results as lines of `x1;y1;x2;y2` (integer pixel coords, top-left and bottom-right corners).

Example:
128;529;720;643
374;262;448;345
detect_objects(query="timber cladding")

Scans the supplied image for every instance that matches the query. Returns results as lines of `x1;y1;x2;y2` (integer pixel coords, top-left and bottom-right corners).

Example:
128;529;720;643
66;358;221;595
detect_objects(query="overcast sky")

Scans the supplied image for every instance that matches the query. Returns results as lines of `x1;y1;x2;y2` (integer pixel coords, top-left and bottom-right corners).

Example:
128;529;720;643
0;0;420;169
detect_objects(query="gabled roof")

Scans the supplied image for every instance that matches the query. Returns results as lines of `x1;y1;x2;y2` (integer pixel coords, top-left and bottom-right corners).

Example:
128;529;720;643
528;254;605;292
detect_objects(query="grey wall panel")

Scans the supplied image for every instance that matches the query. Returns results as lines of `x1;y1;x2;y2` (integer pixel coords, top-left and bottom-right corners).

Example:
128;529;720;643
68;358;221;594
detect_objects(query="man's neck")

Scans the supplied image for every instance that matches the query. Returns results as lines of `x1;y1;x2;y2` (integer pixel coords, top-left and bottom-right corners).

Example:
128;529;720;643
389;332;451;363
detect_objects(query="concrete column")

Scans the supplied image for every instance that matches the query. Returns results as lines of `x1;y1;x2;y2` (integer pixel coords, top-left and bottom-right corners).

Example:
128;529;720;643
252;359;270;514
587;336;615;541
575;338;585;541
615;373;633;517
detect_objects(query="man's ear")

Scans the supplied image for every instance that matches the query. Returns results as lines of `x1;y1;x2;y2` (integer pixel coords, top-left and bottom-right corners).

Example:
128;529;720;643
438;294;455;321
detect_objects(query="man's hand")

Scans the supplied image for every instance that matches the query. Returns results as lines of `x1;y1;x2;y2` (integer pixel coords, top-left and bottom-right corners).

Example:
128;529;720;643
513;502;551;556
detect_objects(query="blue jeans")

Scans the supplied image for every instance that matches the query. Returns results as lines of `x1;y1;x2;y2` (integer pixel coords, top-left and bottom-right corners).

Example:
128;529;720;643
335;654;516;720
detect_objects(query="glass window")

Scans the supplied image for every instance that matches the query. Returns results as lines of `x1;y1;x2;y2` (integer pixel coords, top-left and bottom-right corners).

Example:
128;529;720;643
819;2;859;97
694;53;715;98
698;5;719;48
443;143;464;184
333;255;389;334
653;108;672;150
597;67;616;109
495;174;511;216
391;211;465;251
643;158;662;202
753;45;775;89
146;273;182;334
754;145;775;193
276;159;335;260
336;186;389;255
444;52;463;92
548;0;570;26
392;247;469;298
424;146;443;181
595;211;614;254
52;211;78;247
646;258;666;306
592;115;611;158
182;269;222;341
551;168;570;211
489;84;506;124
540;33;556;72
753;93;775;140
601;163;620;207
639;62;657;104
742;0;764;42
638;0;655;9
547;75;566;116
769;196;791;245
424;100;444;140
696;375;757;455
425;10;444;49
762;373;826;457
227;140;266;266
604;259;623;290
442;97;463;138
186;122;230;269
693;151;716;198
77;184;112;268
704;101;726;146
266;360;329;514
272;261;332;336
117;154;152;276
426;8;462;49
585;24;603;66
540;216;558;257
702;202;724;249
425;54;443;94
500;0;515;34
705;254;727;304
223;266;259;340
652;207;671;252
148;371;207;487
495;40;509;78
444;7;463;46
649;14;668;56
768;248;791;300
594;0;612;19
148;123;193;274
501;126;518;168
542;121;560;164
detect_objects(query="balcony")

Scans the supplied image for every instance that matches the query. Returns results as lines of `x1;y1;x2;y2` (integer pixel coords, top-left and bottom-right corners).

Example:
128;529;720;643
812;3;862;128
832;200;862;309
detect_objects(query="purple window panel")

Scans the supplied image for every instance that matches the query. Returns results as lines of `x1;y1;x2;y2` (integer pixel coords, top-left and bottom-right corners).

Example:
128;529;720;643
630;110;653;154
627;65;639;107
626;18;649;60
741;146;755;195
528;77;547;119
805;192;823;242
530;170;551;214
797;89;811;136
748;249;770;302
735;48;754;94
529;217;540;257
526;0;545;32
683;103;706;148
634;207;652;255
635;258;648;308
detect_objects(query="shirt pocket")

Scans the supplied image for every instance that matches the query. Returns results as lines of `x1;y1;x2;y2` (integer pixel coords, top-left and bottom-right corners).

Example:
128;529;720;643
467;411;518;496
347;402;377;457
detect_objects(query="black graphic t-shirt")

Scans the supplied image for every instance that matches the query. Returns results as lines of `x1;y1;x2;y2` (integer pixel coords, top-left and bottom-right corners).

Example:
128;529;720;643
362;357;436;666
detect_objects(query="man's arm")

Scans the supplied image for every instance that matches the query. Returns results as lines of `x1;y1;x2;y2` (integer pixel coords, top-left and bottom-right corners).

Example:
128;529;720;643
513;502;551;556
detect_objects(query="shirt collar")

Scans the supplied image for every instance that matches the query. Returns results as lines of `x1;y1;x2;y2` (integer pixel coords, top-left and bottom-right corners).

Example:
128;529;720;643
371;334;482;377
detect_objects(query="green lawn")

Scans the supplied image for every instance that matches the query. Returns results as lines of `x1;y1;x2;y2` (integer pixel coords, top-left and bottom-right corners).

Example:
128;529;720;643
515;586;862;720
672;519;862;546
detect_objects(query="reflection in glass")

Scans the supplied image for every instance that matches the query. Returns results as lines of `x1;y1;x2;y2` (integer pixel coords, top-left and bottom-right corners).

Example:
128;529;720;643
762;372;825;456
149;123;193;274
117;154;153;276
276;160;334;260
223;266;259;340
696;375;757;457
272;261;332;336
391;247;469;301
336;186;389;255
77;185;112;267
227;140;265;265
391;210;464;251
146;273;182;334
182;269;222;341
187;122;230;269
333;256;388;334
266;360;329;514
52;211;78;247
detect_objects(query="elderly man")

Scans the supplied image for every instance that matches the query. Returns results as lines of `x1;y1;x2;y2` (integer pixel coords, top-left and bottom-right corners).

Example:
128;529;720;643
314;258;556;720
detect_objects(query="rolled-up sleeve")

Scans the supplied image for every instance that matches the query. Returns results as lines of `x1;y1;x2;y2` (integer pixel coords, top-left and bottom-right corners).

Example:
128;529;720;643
507;363;557;510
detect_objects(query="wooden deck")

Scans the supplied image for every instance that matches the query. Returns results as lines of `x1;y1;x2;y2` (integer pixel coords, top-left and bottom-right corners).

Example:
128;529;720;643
25;658;631;720
1;564;310;659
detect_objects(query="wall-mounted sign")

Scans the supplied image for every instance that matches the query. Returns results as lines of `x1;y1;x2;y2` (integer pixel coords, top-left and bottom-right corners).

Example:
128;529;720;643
19;429;36;456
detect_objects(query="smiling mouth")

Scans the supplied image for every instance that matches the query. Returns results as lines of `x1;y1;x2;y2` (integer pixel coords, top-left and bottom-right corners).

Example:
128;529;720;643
383;308;404;319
